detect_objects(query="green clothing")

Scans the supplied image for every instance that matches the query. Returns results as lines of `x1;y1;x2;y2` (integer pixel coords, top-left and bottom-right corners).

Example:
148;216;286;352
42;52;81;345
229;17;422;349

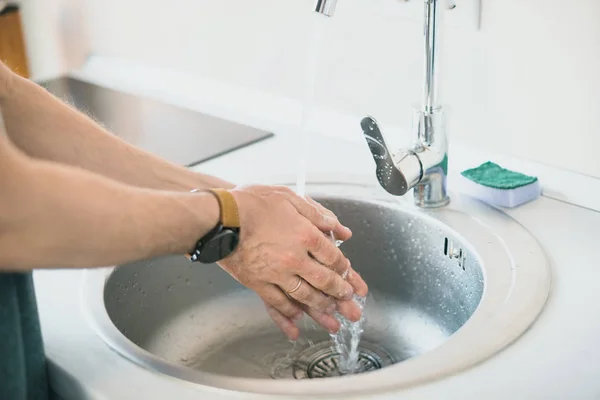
0;272;50;400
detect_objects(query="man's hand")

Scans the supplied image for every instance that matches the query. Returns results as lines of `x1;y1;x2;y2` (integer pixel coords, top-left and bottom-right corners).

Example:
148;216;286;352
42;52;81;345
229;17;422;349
217;184;368;340
0;59;367;340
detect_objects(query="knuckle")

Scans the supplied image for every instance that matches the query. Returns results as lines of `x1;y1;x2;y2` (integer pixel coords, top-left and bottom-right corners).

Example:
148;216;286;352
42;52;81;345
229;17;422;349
310;267;325;283
300;292;320;309
323;247;343;267
301;230;320;249
311;297;329;310
278;185;294;194
321;269;339;290
269;295;287;308
332;250;346;269
301;201;319;219
279;303;300;318
317;202;333;215
294;291;312;304
281;252;302;270
261;294;279;308
311;268;330;288
310;204;323;220
272;192;287;204
255;264;272;282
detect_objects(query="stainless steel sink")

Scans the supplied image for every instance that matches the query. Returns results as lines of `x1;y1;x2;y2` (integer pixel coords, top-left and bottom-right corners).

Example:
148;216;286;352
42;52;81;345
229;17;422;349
81;183;551;397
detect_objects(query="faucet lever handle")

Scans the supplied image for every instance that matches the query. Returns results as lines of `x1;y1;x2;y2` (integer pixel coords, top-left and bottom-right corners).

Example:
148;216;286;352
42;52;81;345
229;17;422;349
361;116;423;196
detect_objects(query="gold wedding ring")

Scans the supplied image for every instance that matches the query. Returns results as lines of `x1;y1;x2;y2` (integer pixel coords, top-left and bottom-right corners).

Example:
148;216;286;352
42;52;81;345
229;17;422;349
287;277;303;294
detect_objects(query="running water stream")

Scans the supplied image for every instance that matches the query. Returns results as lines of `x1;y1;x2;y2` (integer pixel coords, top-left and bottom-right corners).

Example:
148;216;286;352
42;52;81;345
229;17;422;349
293;12;366;376
294;12;321;198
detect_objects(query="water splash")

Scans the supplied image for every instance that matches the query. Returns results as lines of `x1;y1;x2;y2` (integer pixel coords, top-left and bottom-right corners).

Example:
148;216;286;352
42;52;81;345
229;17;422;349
329;295;366;374
268;340;299;379
327;227;367;374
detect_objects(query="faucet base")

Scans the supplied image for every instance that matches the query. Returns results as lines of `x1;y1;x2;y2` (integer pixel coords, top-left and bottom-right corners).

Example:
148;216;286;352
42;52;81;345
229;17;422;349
413;167;450;208
411;108;449;208
413;189;450;208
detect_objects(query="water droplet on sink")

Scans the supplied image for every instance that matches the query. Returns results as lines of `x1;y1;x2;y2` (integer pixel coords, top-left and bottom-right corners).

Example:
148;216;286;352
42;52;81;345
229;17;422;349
185;278;190;285
167;284;173;291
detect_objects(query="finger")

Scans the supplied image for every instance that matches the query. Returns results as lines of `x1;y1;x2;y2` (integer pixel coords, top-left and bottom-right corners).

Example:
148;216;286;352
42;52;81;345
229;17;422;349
307;225;367;297
306;197;352;241
301;229;354;295
284;192;346;235
259;284;304;320
264;301;301;340
301;304;341;334
335;298;363;323
298;258;354;301
281;275;337;312
344;267;369;297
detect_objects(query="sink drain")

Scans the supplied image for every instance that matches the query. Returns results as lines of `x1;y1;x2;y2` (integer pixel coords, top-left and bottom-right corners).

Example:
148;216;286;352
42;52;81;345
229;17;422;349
292;341;395;379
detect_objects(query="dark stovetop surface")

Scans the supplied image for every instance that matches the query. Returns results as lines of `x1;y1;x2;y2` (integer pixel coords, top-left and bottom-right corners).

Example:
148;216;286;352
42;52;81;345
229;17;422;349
40;77;273;167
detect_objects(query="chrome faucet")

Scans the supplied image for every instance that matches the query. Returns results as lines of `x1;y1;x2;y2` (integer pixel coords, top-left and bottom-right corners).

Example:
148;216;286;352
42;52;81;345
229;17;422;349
316;0;450;208
314;0;337;17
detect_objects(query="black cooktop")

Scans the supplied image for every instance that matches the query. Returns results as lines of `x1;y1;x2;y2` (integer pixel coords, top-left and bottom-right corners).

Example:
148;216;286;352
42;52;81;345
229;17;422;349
40;77;273;167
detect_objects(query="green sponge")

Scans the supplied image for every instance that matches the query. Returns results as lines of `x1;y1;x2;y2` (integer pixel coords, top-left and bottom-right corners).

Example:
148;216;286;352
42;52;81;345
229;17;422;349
458;161;541;208
460;161;538;189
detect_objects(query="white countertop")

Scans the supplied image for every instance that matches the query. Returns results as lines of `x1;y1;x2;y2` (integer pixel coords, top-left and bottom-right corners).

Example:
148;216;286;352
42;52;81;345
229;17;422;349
34;59;600;399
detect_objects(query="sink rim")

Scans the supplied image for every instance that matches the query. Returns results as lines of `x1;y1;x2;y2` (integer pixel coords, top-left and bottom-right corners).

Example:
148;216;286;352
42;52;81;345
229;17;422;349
80;182;552;397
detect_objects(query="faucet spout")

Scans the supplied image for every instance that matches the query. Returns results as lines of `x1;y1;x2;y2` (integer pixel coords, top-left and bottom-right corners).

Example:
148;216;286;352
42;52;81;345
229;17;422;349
423;0;442;113
313;0;450;207
360;0;450;208
314;0;337;17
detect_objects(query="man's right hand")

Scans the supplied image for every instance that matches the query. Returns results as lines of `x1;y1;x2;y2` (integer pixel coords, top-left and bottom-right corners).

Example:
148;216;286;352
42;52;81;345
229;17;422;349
217;184;368;340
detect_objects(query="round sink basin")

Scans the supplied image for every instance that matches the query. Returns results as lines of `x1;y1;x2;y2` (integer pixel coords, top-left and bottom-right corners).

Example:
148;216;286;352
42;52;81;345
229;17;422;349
81;183;551;397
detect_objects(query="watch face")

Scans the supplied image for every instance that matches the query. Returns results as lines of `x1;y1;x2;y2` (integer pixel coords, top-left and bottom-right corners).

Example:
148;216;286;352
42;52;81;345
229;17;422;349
195;227;239;264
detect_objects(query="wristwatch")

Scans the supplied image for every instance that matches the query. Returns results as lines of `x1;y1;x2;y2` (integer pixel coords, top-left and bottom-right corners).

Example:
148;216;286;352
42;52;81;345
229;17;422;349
188;188;241;264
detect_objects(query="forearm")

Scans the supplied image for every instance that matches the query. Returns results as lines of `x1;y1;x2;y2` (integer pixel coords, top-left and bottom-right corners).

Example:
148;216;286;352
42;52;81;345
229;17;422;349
0;68;234;191
0;142;219;270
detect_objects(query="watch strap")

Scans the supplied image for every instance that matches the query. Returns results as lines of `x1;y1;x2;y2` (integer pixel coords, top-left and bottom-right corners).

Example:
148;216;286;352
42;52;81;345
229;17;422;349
208;188;240;228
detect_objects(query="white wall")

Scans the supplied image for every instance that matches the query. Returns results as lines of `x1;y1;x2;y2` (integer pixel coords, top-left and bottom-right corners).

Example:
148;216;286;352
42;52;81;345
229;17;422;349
19;0;89;81
20;0;600;178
